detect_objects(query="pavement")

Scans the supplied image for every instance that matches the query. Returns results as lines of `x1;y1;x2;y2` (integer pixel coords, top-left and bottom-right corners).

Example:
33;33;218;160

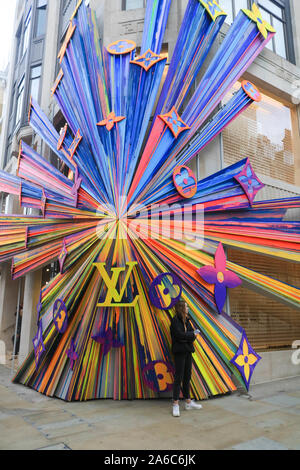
0;363;300;451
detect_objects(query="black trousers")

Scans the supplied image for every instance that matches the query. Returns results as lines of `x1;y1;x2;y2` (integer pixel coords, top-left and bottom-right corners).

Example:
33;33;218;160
172;352;192;401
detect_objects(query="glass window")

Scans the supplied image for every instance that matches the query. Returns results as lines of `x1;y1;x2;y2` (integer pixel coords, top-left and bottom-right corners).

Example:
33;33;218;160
29;65;42;102
35;0;47;38
218;0;248;23
258;1;287;59
228;249;300;352
218;1;291;61
15;77;25;126
222;82;297;186
258;0;282;18
233;0;248;17
273;16;286;59
123;0;145;10
22;9;32;57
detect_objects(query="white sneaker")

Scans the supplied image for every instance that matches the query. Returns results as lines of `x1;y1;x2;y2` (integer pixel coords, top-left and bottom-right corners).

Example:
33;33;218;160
172;403;180;417
185;400;203;410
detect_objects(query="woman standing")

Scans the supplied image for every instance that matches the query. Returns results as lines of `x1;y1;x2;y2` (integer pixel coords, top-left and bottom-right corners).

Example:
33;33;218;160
170;300;202;417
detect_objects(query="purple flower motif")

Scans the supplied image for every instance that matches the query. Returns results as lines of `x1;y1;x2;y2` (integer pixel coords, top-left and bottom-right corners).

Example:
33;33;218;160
149;272;182;310
234;159;265;205
230;330;261;391
197;243;241;314
142;360;175;393
92;327;124;356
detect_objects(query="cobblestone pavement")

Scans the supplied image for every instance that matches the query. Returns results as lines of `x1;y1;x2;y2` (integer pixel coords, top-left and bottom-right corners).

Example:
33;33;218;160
0;364;300;450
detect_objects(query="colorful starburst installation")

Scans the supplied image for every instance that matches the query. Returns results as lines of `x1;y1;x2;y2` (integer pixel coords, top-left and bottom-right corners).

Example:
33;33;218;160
0;0;299;401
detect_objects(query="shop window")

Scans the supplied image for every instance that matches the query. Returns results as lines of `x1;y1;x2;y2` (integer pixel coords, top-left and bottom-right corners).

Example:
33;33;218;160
222;82;297;186
228;249;300;351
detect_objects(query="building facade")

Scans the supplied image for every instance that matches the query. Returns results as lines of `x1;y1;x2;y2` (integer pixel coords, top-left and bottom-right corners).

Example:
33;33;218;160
0;0;299;385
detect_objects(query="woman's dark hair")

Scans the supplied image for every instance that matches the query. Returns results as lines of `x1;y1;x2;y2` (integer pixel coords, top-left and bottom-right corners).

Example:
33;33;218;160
175;300;187;318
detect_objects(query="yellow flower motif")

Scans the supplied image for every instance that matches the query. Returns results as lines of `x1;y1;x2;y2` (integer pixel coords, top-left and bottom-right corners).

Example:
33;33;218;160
242;3;276;39
199;0;227;22
235;338;258;381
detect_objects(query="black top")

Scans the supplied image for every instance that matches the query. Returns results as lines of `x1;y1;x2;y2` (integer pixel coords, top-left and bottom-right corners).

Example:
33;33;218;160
170;314;196;354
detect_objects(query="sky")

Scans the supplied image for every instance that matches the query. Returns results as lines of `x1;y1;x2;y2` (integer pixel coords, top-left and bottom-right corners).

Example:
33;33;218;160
0;0;17;71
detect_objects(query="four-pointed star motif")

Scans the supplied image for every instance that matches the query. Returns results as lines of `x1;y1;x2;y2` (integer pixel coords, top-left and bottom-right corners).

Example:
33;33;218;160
159;107;190;139
130;49;166;72
230;330;261;390
234;159;265;206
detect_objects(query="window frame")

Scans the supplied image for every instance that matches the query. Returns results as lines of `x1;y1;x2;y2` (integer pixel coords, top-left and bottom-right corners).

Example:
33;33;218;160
222;0;295;64
122;0;146;11
255;0;296;64
34;0;48;39
29;63;42;104
21;8;32;59
15;76;25;128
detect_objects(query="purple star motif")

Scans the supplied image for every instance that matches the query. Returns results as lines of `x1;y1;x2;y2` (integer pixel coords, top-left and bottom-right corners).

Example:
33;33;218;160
92;327;124;356
230;330;261;391
58;239;68;274
67;339;78;371
197;243;242;314
234;159;265;205
33;321;46;370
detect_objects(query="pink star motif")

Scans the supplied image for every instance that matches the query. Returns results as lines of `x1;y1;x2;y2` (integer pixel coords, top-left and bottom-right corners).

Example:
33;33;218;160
234;159;265;206
97;112;126;131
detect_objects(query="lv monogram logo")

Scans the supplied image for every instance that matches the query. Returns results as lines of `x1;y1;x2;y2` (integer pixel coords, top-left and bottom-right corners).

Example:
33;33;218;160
93;262;139;307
